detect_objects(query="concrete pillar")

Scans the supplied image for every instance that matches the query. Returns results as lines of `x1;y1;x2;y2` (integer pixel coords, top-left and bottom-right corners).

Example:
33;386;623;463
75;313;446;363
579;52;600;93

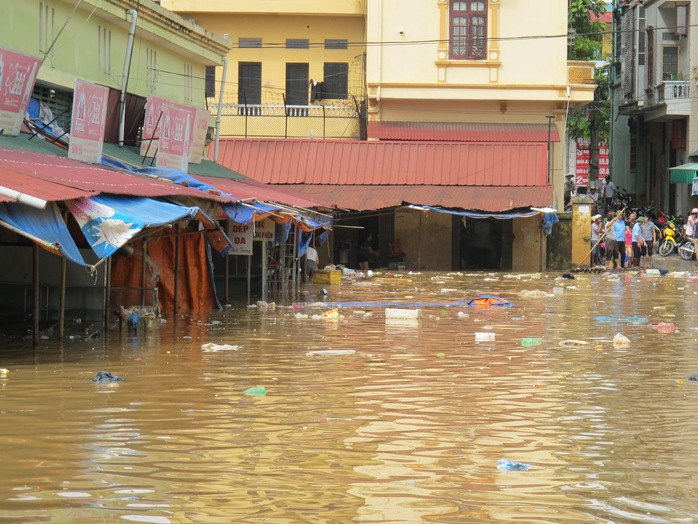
571;195;594;267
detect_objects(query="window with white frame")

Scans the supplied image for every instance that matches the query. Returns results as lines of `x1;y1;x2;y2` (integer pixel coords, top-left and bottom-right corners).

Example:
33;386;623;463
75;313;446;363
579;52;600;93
662;46;679;80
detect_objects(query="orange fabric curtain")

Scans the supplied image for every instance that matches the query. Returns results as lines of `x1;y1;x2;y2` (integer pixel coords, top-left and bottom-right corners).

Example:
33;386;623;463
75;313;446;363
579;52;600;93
110;228;218;312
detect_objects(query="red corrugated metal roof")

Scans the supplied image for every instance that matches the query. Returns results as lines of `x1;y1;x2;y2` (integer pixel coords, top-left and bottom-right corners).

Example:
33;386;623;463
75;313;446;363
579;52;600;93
268;184;553;212
214;139;548;186
590;10;612;24
196;175;331;209
0;148;231;203
368;122;560;142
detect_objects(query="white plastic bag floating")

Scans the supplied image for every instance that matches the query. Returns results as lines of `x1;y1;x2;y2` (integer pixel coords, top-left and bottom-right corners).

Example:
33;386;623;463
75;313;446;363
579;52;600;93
612;333;631;347
201;343;242;352
475;332;496;342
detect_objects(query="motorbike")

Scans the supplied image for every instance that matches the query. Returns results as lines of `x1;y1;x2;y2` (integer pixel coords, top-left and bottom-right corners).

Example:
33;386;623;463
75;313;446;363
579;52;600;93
657;219;679;257
676;224;695;260
678;236;695;260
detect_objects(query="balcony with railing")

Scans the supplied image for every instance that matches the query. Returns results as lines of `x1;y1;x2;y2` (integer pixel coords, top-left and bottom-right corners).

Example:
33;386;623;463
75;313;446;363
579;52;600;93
642;80;690;120
210;103;362;140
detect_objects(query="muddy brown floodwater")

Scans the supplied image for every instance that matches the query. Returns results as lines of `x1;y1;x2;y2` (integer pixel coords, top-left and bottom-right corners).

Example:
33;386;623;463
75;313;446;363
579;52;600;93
1;269;698;523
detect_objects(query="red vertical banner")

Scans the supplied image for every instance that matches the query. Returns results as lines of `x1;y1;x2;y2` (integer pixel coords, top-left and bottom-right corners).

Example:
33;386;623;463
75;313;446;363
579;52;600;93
189;107;210;164
68;79;108;163
0;48;40;136
575;138;609;187
140;95;168;158
156;103;192;172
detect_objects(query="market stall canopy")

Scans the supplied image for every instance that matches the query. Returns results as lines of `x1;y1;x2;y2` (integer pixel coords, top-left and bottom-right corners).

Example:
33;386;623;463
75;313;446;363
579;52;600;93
669;162;698;184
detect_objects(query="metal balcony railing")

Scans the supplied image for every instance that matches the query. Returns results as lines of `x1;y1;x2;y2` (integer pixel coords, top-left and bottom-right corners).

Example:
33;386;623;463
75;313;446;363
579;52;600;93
215;103;358;118
211;103;362;139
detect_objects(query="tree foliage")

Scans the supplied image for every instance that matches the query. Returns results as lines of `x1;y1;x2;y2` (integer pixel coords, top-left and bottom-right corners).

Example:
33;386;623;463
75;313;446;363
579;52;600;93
567;0;610;142
568;66;610;142
568;0;607;61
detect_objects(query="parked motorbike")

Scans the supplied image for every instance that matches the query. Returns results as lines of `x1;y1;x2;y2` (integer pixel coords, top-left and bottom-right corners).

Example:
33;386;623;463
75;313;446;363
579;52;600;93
657;220;679;257
676;224;695;260
678;239;695;260
611;187;633;211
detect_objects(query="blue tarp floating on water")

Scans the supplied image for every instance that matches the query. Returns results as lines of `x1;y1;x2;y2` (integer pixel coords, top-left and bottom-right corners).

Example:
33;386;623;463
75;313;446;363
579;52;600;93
594;316;648;323
318;297;514;308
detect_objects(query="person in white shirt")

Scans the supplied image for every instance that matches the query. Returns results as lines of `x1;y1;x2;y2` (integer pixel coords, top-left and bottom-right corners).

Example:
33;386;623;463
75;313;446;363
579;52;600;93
305;244;319;280
603;176;615;211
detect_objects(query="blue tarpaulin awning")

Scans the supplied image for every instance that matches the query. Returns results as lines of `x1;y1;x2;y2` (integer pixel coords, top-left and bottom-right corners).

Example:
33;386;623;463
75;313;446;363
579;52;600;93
0;201;90;267
67;194;231;259
408;205;540;219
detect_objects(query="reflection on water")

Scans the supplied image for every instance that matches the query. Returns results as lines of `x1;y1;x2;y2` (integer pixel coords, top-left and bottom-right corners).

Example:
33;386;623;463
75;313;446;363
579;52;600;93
2;270;698;523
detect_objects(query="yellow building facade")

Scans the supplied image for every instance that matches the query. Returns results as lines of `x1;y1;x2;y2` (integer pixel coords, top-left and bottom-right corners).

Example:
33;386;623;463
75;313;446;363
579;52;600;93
161;0;367;140
366;0;595;211
163;0;597;271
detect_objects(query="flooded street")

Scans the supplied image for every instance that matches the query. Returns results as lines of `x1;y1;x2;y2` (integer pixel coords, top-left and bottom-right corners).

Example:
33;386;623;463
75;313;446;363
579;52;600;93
2;269;698;523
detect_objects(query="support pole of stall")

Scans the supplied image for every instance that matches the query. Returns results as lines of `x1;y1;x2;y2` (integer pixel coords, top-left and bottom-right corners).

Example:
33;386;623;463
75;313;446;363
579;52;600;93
247;255;251;303
32;245;40;349
59;257;66;341
262;241;268;303
141;239;147;306
418;212;423;270
539;228;544;273
224;250;230;305
174;226;180;314
104;257;111;332
292;223;299;296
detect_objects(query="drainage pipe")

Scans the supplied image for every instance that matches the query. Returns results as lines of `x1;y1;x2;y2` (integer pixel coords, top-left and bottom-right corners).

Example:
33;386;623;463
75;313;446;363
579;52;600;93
214;57;229;162
119;9;138;147
0;186;47;209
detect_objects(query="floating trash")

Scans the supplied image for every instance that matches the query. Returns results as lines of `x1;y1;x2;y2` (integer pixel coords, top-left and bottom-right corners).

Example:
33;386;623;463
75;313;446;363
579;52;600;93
243;387;267;397
595;316;648;323
385;308;422;319
321;309;344;321
92;371;123;383
613;333;631;347
467;295;513;307
497;458;529;471
651;322;677;334
306;349;356;356
559;340;590;347
518;290;553;298
521;338;542;347
201;343;242;352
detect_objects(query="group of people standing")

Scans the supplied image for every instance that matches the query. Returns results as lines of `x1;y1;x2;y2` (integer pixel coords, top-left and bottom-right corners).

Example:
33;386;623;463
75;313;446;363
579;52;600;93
591;208;656;270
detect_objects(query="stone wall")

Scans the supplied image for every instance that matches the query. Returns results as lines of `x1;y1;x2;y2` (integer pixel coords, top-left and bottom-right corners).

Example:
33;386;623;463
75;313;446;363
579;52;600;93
546;212;572;270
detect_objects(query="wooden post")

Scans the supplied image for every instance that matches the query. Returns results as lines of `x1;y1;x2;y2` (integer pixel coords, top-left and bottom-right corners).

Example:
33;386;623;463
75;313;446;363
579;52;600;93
59;257;66;341
32;244;40;349
174;225;180;314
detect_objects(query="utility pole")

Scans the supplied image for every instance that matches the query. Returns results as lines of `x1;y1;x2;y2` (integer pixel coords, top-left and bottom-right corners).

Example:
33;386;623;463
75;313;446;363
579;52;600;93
587;88;600;195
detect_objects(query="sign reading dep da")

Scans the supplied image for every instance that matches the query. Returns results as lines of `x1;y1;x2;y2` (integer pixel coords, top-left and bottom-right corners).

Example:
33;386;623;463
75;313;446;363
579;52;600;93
693;178;698;196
